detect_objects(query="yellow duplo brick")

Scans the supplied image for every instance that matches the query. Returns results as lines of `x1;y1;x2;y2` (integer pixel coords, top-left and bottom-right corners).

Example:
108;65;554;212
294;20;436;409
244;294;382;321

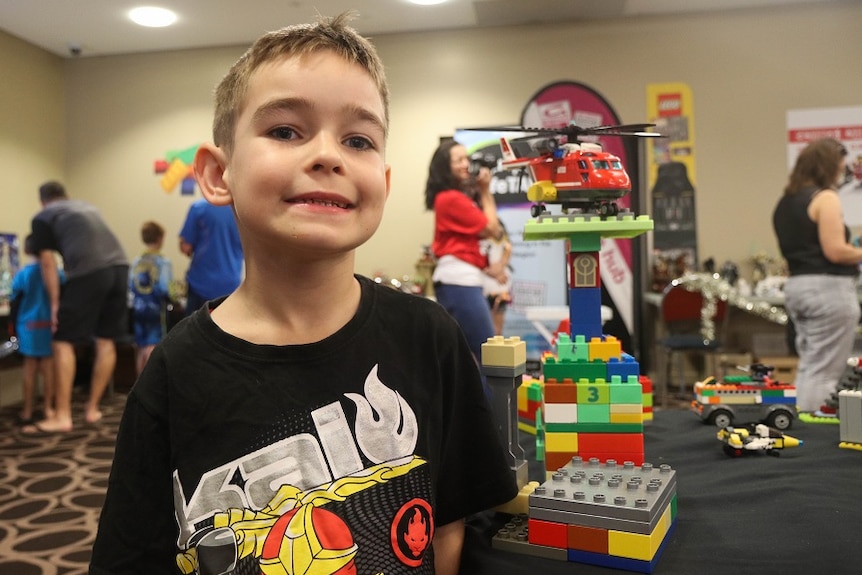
495;481;539;515
481;336;527;367
545;431;578;452
608;505;671;561
517;388;528;412
610;412;643;424
588;337;622;362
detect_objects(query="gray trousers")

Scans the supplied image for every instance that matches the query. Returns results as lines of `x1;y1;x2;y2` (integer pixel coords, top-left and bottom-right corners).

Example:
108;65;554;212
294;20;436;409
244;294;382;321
783;274;860;412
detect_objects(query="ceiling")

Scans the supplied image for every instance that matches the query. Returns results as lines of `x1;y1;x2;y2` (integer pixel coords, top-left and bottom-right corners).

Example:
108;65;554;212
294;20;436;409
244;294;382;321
0;0;838;59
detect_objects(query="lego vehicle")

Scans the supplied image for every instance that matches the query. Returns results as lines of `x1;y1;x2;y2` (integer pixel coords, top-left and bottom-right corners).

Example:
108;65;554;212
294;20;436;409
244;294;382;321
717;424;802;457
692;364;797;431
461;121;660;218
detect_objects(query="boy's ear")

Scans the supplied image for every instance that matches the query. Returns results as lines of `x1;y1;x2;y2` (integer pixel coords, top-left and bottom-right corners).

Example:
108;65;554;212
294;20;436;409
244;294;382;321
193;142;232;206
384;164;391;201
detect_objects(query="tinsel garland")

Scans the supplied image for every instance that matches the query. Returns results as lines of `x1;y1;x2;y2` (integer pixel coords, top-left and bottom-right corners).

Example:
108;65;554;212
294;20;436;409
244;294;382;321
670;273;788;341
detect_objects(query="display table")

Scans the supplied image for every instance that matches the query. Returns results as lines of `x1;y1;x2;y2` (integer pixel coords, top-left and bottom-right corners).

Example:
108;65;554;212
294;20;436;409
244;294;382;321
461;408;861;574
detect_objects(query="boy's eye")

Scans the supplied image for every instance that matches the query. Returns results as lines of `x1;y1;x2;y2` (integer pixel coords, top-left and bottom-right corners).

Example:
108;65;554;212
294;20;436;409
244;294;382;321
345;136;374;151
269;126;297;140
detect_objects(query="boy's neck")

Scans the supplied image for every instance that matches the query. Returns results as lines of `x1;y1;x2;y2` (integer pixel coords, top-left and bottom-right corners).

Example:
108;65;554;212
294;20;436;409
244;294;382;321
209;254;361;346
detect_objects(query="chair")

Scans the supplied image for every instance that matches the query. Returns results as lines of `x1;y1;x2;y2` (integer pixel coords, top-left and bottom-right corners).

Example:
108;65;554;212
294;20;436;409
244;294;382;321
658;283;728;407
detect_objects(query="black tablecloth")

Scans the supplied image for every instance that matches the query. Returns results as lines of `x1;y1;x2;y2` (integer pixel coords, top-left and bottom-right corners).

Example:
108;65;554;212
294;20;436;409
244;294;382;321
461;408;862;574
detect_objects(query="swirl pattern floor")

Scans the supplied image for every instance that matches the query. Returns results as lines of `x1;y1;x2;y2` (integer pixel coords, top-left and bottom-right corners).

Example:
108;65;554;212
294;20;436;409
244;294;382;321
0;391;127;575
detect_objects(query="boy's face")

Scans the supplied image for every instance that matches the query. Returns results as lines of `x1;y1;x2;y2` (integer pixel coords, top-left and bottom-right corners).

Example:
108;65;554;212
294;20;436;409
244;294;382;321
220;50;390;258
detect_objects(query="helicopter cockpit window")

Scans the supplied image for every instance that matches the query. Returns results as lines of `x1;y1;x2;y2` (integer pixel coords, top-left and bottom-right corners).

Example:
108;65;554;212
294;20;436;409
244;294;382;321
610;160;623;170
591;160;611;170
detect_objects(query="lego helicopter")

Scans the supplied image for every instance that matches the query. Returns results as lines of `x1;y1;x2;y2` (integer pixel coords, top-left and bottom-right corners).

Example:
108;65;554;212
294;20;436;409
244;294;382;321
463;122;661;218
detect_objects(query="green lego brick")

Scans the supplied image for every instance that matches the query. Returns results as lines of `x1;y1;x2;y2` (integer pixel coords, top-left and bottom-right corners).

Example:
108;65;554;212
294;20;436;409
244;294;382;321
544;422;644;434
557;334;589;362
527;383;544;402
543;358;607;381
523;214;654;241
577;381;610;404
577;403;611;423
567;233;602;252
609;383;644;404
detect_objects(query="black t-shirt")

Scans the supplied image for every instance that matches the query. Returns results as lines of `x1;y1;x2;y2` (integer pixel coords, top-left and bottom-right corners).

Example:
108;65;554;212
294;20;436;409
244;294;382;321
90;275;517;575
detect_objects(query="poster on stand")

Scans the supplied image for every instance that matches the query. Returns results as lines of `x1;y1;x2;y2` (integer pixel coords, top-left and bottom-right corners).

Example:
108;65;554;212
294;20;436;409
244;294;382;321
786;106;862;226
646;83;698;290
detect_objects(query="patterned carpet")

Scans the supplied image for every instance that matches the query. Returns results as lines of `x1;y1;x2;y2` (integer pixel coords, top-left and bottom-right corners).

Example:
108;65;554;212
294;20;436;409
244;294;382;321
0;390;127;575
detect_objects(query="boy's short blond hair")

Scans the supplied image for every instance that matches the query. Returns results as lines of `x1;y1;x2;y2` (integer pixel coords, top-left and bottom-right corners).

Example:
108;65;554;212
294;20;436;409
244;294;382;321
212;12;389;155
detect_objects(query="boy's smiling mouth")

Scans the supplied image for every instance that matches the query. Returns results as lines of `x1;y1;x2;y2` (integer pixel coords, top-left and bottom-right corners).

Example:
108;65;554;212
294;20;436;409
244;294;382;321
289;198;352;209
286;193;354;209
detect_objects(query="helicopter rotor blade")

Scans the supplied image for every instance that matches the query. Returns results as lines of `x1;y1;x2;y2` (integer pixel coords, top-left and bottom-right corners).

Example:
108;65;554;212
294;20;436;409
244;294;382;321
459;125;554;134
459;123;661;138
587;129;663;138
587;123;657;133
566;123;660;138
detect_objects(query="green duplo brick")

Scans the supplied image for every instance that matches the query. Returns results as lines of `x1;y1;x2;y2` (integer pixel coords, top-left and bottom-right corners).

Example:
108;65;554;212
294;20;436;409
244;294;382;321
573;422;644;433
577;382;610;404
577;403;610;423
610;383;644;404
543;359;607;382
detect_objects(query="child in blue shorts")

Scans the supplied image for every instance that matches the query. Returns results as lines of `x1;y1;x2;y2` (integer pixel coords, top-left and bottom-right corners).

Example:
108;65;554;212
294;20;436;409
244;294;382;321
129;221;172;376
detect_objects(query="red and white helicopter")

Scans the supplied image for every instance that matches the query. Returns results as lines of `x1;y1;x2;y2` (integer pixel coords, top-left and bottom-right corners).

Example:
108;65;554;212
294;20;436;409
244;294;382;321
465;122;661;218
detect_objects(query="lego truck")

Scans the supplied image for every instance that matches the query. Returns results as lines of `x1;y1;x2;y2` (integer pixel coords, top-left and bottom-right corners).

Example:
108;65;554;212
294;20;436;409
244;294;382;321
692;364;796;431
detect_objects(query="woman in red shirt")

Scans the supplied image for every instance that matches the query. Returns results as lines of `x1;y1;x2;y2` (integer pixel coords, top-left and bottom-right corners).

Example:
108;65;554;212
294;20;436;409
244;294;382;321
424;139;506;378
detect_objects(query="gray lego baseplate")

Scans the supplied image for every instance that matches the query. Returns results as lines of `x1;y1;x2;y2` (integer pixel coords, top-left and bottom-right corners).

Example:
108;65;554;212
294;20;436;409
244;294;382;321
529;458;676;525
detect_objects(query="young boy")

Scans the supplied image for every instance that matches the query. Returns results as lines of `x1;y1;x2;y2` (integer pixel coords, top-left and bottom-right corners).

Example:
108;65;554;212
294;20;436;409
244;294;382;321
129;221;172;376
90;13;517;575
10;235;62;425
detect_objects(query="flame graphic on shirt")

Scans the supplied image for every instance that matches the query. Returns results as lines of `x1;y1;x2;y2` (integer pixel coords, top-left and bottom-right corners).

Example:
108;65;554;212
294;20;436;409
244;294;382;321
345;365;418;464
404;508;428;557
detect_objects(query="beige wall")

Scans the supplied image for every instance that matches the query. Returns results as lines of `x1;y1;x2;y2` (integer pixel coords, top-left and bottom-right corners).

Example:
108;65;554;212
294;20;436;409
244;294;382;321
2;2;861;284
0;31;65;243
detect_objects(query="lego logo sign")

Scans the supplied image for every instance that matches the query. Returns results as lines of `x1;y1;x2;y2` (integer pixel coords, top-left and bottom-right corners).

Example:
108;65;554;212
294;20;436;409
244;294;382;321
657;93;682;117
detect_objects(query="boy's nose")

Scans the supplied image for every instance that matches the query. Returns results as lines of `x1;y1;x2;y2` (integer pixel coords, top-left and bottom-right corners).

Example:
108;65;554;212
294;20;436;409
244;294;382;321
309;133;343;173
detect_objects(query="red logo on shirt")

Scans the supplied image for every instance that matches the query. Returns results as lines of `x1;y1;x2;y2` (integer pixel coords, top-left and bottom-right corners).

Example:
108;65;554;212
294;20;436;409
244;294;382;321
390;498;434;567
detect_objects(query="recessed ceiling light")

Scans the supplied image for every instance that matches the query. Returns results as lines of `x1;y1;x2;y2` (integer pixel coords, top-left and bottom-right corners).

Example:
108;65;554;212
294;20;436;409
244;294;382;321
129;6;178;28
407;0;448;5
